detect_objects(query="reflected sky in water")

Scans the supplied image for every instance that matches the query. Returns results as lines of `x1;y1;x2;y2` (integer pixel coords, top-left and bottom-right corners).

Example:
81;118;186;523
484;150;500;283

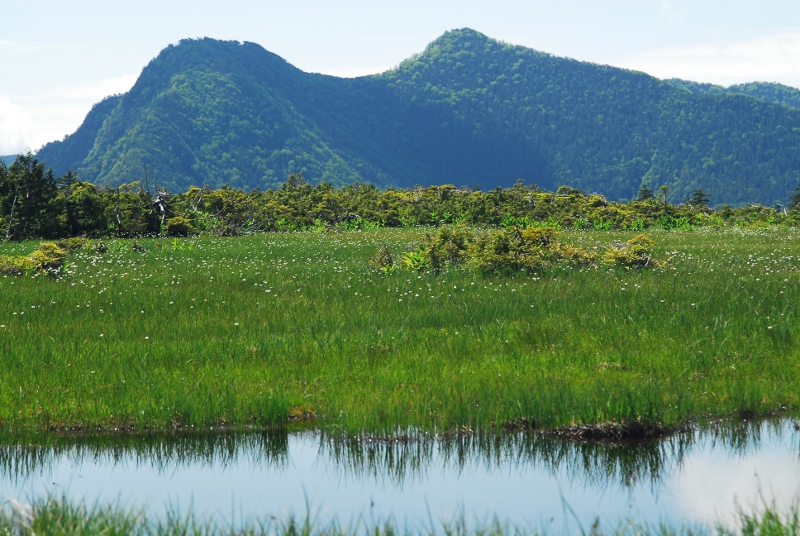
0;418;798;530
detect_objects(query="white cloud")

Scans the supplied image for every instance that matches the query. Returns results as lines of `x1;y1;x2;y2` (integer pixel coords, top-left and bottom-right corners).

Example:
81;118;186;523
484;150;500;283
35;73;138;101
0;93;31;155
670;448;800;525
617;32;800;88
0;74;137;154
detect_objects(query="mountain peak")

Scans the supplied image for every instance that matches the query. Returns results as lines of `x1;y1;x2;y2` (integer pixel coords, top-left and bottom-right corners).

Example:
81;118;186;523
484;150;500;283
35;32;800;206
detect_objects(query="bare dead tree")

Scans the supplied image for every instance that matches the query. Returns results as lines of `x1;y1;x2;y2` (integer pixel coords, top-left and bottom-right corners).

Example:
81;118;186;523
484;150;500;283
5;181;20;241
115;188;122;237
152;189;170;226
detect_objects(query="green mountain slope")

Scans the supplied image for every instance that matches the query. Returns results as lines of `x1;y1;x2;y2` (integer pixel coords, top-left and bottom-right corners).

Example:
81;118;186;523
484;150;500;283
36;29;800;205
36;94;122;175
667;79;800;109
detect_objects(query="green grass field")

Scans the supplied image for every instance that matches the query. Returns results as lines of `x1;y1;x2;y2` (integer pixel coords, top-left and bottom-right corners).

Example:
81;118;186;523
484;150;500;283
0;228;798;434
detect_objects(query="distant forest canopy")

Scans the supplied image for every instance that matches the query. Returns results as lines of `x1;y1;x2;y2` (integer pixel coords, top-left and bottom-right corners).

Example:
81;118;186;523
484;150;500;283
665;79;800;109
2;152;800;241
32;29;800;206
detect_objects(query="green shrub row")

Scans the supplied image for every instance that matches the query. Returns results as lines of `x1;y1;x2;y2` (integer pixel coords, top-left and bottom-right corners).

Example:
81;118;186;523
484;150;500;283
3;152;800;241
370;227;662;275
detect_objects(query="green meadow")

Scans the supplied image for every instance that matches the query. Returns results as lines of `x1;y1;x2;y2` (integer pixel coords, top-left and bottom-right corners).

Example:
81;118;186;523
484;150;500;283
0;228;798;434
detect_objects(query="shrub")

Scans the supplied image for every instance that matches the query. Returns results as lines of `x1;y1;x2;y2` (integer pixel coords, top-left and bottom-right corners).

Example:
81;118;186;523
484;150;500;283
468;227;595;275
400;227;473;273
368;245;395;273
165;216;195;237
387;228;661;277
56;237;86;253
28;242;69;271
0;255;32;275
424;227;471;271
402;247;429;271
602;234;660;269
0;239;89;276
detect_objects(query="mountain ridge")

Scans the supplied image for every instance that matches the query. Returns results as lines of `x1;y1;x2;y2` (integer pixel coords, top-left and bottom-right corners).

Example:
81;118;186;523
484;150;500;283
666;79;800;109
35;29;800;205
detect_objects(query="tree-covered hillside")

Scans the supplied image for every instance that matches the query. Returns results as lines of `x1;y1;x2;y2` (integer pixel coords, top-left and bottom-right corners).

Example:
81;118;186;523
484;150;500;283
36;29;800;205
667;79;800;109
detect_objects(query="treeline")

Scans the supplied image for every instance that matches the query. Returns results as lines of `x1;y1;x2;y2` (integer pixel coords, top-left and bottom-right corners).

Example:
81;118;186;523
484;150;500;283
2;153;799;241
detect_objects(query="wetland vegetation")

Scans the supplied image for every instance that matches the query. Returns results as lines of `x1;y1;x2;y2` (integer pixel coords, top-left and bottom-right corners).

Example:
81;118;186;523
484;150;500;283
4;496;798;536
0;226;797;435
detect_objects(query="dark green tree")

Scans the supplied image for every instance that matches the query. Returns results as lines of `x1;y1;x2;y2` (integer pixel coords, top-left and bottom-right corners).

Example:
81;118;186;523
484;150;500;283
637;184;655;201
688;188;711;208
64;180;110;237
789;184;800;211
1;153;65;240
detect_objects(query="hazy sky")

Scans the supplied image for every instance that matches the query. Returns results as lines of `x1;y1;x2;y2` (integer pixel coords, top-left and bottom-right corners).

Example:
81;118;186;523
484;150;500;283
2;0;800;154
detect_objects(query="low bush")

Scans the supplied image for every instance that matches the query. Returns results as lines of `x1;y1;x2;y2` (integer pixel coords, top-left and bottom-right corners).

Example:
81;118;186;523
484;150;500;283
27;242;69;271
165;216;195;237
602;234;661;269
468;227;596;275
0;238;89;276
0;254;31;275
368;245;395;273
56;237;86;253
399;228;472;273
379;227;663;277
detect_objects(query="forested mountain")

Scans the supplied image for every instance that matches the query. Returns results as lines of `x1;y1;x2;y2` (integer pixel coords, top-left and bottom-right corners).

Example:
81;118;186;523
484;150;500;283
666;79;800;109
0;156;14;167
35;29;800;205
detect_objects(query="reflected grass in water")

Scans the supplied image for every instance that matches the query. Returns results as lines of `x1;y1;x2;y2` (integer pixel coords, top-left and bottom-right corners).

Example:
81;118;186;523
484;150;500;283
2;418;796;491
0;430;289;486
317;431;689;490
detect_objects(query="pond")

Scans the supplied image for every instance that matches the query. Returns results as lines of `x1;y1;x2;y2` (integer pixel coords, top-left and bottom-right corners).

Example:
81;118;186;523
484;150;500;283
1;418;798;531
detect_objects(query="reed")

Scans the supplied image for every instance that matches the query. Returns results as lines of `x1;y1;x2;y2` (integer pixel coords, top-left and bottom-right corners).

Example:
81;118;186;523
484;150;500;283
0;227;798;434
1;495;798;536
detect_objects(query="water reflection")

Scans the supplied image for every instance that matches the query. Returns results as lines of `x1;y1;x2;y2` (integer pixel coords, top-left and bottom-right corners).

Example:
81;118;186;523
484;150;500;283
0;418;797;527
0;431;289;485
317;432;691;490
2;418;797;489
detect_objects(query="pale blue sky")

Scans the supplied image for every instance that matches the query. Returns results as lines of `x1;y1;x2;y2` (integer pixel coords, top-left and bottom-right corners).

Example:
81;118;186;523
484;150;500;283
2;0;800;154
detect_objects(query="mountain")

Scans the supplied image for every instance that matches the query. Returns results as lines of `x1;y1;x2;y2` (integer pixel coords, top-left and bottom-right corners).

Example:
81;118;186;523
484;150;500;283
36;29;800;205
35;95;122;176
666;79;800;109
1;155;16;167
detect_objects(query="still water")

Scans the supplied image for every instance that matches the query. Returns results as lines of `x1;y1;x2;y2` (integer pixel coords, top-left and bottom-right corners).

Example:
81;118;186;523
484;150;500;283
1;419;798;530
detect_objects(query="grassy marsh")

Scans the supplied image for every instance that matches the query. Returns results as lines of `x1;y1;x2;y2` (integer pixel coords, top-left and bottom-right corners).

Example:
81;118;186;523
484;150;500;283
0;228;798;434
